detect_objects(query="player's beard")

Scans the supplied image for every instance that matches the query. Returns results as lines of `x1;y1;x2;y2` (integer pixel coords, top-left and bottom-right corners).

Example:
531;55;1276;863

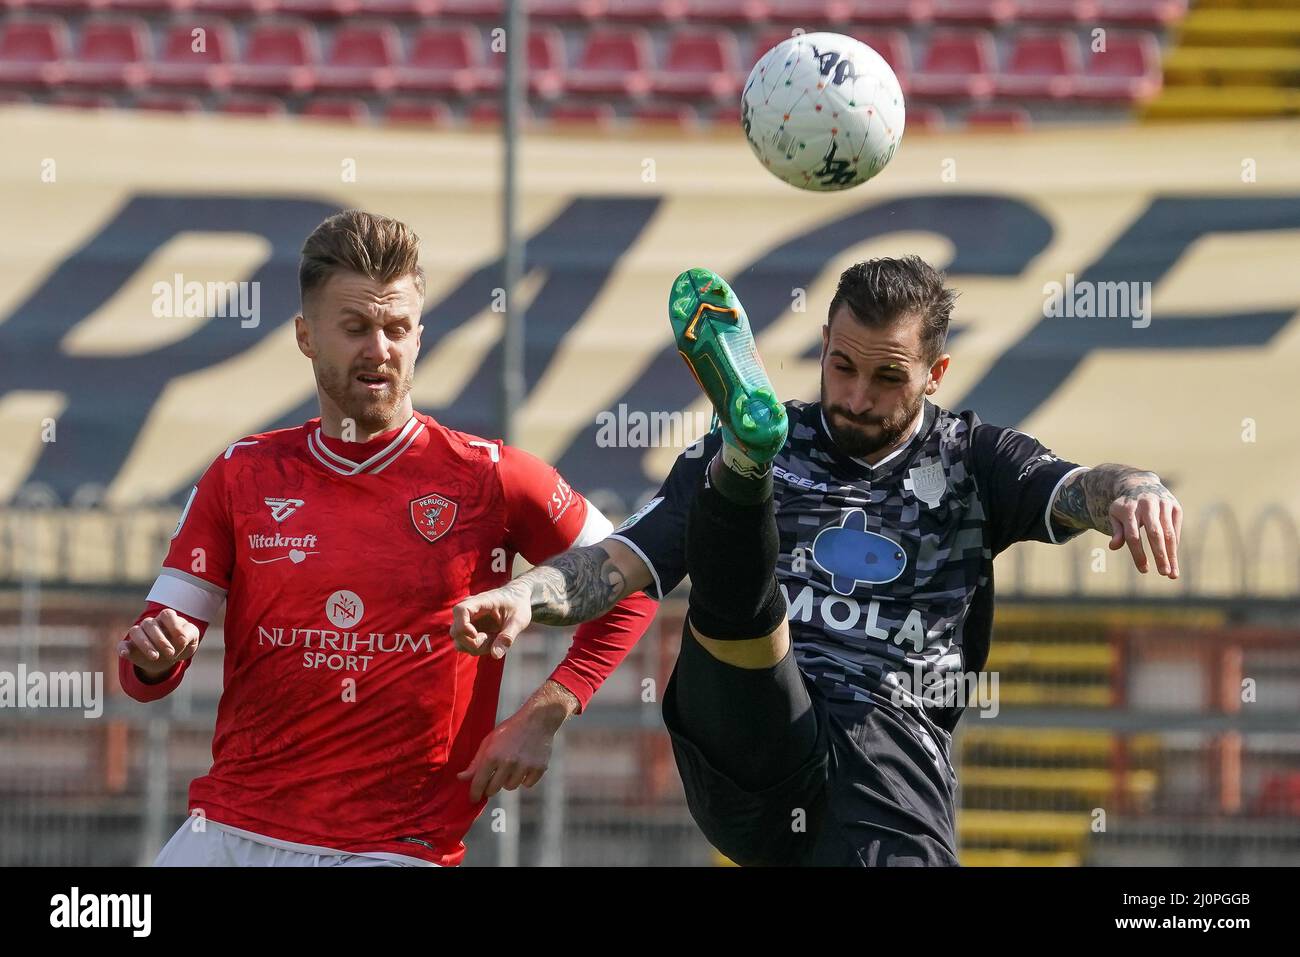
820;368;925;460
316;360;414;435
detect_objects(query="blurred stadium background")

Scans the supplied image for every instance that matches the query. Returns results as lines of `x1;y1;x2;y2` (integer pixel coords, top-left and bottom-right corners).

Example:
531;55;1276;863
1;0;1299;866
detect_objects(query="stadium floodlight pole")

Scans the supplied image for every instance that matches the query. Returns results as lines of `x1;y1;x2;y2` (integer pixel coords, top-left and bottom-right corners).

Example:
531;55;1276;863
500;0;527;448
497;0;528;869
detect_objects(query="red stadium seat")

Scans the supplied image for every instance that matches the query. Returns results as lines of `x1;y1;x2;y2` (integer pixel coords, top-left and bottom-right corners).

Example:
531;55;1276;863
529;0;605;21
384;98;454;124
904;104;945;131
706;101;739;128
315;23;398;93
50;91;115;108
466;98;533;126
547;101;618;129
151;21;235;91
630;102;699;130
651;33;740;101
394;25;482;95
134;93;203;112
227;22;318;94
219;95;286;115
764;1;852;26
966;105;1031;129
479;27;567;99
855;29;912;85
1016;0;1097;25
24;0;111;12
909;30;995;101
356;0;442;16
303;96;369;120
0;17;68;88
931;0;1014;26
565;28;651;98
150;22;232;90
62;18;150;90
1076;32;1161;102
679;0;768;25
190;0;276;15
749;29;798;65
1096;0;1186;28
845;0;932;26
994;31;1079;100
105;0;191;12
277;0;361;17
603;0;685;25
439;0;501;17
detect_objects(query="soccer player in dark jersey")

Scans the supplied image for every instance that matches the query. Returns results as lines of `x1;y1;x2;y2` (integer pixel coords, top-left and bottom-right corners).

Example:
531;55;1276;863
451;257;1182;866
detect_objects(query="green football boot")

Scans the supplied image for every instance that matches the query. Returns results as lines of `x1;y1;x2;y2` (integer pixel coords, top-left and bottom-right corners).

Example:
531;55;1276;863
669;267;787;464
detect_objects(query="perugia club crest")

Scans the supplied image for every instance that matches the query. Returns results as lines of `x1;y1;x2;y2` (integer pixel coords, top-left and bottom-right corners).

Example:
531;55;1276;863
411;492;458;543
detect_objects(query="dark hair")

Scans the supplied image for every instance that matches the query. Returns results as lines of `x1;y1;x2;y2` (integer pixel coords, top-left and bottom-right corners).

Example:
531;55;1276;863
299;209;426;310
827;256;957;364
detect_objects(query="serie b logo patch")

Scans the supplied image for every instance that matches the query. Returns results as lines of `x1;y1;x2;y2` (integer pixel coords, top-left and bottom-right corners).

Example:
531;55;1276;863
411;492;458;543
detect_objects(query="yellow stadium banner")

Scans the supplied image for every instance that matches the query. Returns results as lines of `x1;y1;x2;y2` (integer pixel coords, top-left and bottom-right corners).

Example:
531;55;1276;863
1;108;1298;596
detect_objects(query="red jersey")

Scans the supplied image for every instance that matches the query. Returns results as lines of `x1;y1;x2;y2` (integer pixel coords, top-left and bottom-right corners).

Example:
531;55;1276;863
118;411;655;865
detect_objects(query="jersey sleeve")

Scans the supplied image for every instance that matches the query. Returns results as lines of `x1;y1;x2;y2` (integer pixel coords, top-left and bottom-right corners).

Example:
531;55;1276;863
969;422;1090;557
117;602;210;702
118;454;233;702
547;591;658;713
499;444;613;563
606;431;719;601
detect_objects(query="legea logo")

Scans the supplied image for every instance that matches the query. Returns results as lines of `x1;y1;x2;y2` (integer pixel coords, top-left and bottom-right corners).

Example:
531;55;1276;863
325;590;363;628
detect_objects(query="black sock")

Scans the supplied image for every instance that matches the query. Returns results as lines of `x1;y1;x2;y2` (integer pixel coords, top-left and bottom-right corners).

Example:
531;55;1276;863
685;473;786;641
671;623;818;791
708;446;772;505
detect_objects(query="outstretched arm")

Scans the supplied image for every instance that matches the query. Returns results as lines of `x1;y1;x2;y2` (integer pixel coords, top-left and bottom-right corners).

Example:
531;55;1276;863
524;539;652;626
450;540;657;801
1051;464;1182;578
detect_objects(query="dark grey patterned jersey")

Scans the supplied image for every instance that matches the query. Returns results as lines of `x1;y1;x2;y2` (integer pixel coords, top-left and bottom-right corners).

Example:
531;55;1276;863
610;398;1089;739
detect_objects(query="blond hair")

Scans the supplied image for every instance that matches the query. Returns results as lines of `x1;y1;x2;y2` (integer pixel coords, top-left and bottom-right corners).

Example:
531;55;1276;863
299;209;426;309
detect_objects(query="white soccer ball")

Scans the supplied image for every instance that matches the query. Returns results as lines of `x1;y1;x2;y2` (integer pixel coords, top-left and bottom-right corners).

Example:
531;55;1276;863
741;32;906;192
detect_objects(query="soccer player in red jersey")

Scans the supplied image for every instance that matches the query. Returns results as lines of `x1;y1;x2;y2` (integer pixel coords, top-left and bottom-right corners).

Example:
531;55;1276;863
118;210;657;866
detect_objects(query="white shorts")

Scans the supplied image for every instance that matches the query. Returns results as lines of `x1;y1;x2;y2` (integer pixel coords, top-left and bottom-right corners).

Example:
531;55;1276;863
154;817;439;867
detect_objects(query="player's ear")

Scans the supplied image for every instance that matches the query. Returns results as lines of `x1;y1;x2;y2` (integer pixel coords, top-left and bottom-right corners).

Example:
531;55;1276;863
820;323;829;362
294;314;315;359
926;354;950;394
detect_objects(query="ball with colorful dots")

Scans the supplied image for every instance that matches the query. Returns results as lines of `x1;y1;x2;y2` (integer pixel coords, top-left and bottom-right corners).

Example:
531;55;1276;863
740;32;905;192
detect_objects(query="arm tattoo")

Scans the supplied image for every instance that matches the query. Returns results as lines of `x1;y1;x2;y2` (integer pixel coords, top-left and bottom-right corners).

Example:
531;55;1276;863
519;545;628;627
1052;463;1174;533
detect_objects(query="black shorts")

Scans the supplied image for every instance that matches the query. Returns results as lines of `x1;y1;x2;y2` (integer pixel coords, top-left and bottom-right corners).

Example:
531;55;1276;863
663;664;961;867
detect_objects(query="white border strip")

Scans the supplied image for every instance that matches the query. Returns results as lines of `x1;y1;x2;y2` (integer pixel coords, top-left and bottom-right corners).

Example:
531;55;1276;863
348;417;421;473
146;570;227;623
369;421;426;475
305;418;424;477
207;820;439;867
572;500;615;548
607;533;665;601
307;431;355;475
1045;465;1091;544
